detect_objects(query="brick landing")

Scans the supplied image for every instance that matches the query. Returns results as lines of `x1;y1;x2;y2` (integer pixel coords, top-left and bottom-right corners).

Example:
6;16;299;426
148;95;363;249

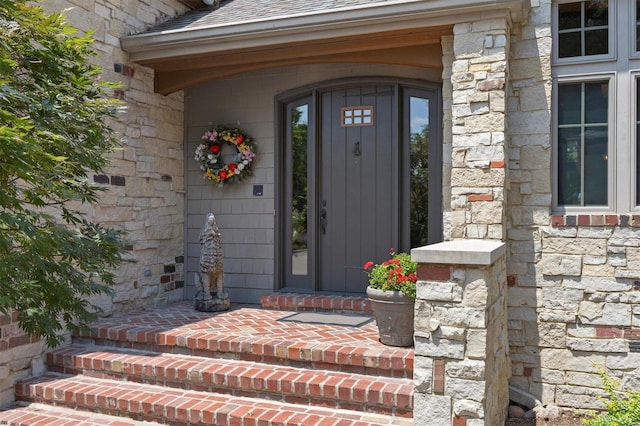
4;296;414;426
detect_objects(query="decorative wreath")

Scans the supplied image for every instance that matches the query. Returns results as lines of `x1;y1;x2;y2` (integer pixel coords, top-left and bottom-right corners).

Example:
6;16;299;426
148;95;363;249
194;125;257;186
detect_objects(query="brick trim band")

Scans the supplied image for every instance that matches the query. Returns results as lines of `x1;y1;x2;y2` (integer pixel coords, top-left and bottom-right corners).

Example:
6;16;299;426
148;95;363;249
551;214;640;227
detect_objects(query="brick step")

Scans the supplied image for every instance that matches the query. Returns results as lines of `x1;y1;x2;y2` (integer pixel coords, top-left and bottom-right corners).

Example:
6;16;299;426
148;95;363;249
260;293;372;314
0;402;163;425
74;303;413;378
47;345;413;417
15;373;413;426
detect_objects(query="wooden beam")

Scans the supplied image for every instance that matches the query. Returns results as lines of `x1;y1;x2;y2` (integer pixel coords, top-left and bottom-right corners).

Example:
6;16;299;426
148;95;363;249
154;44;443;95
145;26;450;72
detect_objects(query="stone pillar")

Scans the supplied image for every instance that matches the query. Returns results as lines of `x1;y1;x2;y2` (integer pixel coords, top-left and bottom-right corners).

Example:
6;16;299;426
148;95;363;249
411;240;510;425
449;19;510;240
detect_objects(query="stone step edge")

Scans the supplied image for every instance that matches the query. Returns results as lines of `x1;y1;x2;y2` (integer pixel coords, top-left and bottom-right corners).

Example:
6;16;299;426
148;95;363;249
16;373;413;426
73;330;413;379
0;402;164;425
47;345;413;416
260;293;372;314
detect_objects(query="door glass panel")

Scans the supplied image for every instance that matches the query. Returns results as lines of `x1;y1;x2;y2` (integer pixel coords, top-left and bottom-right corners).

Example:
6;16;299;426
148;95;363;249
291;104;308;275
409;96;429;247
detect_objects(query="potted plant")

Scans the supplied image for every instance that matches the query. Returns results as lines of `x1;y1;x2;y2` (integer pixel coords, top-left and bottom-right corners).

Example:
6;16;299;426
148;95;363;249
363;249;417;347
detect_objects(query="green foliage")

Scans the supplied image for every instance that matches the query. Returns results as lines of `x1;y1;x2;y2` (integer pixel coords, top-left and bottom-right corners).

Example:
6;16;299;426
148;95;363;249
291;106;308;250
410;126;429;247
364;251;417;298
583;367;640;426
0;0;127;346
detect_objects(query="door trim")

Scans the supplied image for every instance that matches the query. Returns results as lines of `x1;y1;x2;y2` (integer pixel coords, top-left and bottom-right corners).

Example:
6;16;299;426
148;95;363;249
275;77;442;294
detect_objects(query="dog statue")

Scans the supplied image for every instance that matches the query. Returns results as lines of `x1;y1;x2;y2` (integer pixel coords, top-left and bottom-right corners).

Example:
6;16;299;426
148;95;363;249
194;212;230;312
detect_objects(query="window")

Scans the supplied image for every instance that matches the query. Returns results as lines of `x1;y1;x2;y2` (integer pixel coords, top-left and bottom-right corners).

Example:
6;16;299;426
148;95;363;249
557;1;608;58
553;0;640;212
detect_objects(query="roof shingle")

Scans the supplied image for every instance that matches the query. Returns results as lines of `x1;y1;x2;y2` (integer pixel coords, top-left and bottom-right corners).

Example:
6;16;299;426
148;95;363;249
146;0;398;34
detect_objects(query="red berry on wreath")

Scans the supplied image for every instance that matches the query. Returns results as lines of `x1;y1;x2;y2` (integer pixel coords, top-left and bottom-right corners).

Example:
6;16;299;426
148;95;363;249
209;145;220;154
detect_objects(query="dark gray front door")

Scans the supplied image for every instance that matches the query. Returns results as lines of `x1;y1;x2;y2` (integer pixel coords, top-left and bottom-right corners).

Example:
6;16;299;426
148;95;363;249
279;80;441;295
319;86;398;293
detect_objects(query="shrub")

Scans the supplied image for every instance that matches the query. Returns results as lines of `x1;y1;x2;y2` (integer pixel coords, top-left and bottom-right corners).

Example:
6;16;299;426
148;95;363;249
583;368;640;426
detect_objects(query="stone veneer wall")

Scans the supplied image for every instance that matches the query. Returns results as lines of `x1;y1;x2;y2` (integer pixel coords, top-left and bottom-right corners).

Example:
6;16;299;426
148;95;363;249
0;0;188;408
506;0;640;411
446;18;510;241
39;0;188;315
412;241;510;426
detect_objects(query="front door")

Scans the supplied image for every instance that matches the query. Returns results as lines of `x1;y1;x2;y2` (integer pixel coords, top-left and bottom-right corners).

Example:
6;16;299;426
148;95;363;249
319;86;398;293
280;80;441;294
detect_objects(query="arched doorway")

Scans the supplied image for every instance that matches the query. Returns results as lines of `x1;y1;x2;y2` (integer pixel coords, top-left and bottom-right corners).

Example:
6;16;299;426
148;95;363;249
278;79;442;294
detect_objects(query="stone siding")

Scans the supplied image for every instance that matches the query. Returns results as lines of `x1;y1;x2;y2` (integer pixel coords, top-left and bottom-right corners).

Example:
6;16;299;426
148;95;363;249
412;241;510;425
505;0;640;411
447;19;510;241
0;0;187;409
0;312;46;407
40;0;188;315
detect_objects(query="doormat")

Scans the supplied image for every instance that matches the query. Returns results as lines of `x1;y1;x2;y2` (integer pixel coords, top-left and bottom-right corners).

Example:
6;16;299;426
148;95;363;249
279;311;373;327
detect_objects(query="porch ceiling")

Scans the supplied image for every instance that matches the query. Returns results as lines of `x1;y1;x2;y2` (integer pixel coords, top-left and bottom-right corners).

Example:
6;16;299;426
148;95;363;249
121;0;529;94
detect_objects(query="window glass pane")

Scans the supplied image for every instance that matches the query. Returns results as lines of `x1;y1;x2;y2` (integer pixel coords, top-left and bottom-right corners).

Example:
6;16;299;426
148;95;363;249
559;32;582;58
559;2;581;29
409;96;429;248
558;1;609;58
557;81;609;207
584;29;608;55
585;82;608;123
584;126;608;205
291;104;308;275
637;0;640;51
637;80;640;205
558;127;582;205
558;84;581;124
584;1;608;27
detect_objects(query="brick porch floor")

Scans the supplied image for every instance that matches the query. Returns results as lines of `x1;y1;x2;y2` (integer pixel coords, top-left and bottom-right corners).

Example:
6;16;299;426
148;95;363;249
1;294;414;426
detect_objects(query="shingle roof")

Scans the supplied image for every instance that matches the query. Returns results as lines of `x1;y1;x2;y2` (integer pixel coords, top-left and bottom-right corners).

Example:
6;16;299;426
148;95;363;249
146;0;396;34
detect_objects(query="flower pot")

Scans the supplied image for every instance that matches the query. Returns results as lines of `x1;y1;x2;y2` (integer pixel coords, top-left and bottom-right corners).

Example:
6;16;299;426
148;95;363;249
366;286;415;347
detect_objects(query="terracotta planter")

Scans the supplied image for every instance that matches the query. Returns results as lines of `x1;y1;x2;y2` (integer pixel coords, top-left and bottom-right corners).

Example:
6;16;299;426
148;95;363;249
366;286;415;347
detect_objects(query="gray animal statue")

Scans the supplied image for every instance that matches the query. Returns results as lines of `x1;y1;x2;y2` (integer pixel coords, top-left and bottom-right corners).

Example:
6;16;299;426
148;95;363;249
194;212;230;312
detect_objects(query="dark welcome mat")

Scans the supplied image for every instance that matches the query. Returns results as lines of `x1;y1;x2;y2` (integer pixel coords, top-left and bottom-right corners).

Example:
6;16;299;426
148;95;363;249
279;311;373;327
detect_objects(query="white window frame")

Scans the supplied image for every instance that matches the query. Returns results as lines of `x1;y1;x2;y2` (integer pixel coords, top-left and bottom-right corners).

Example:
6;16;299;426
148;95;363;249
552;0;640;213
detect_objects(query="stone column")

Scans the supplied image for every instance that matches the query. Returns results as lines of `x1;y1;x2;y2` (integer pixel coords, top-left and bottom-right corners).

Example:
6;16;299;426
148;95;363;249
411;240;510;425
449;19;510;240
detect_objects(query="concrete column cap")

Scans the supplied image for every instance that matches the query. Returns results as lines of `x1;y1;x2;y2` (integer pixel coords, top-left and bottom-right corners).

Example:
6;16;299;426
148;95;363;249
411;239;505;266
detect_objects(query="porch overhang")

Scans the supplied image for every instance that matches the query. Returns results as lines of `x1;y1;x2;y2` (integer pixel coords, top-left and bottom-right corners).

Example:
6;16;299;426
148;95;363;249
121;0;529;94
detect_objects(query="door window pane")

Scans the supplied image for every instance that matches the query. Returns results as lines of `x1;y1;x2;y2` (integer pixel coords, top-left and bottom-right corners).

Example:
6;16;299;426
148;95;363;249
557;81;609;206
409;96;429;247
558;1;609;58
291;104;308;275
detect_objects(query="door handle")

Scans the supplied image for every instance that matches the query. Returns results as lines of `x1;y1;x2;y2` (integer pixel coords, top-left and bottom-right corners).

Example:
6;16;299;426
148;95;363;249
320;208;327;234
352;141;361;156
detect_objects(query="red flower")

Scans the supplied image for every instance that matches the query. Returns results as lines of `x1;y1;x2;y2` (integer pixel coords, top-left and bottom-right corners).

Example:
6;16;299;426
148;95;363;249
236;135;244;144
218;170;228;180
228;163;237;172
363;261;374;270
209;145;220;154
